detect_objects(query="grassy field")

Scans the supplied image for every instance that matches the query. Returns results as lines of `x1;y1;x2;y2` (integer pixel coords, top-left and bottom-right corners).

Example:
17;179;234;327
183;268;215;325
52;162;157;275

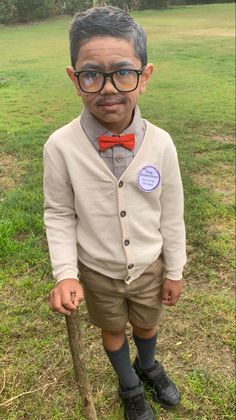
0;3;235;419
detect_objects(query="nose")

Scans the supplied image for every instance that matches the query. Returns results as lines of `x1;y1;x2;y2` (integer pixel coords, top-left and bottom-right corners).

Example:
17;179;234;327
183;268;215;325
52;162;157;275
100;76;118;95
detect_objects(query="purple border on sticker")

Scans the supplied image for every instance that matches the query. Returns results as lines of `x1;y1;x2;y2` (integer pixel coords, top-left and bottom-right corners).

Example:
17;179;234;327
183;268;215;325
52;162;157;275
137;165;161;192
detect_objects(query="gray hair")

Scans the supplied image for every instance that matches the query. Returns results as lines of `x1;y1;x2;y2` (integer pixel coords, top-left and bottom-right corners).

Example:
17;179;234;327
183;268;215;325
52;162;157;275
69;6;147;68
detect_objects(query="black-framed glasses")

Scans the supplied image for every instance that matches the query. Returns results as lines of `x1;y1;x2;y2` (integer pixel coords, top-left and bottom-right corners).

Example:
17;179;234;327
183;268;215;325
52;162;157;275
74;68;144;93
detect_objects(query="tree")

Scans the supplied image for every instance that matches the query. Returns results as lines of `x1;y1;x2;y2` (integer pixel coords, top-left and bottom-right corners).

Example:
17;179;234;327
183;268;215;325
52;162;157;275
0;0;17;23
15;0;54;22
140;0;168;8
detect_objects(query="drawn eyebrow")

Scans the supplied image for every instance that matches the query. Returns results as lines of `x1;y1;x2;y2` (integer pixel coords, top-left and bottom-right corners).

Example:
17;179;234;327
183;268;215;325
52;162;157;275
78;61;136;71
110;61;135;69
79;63;102;70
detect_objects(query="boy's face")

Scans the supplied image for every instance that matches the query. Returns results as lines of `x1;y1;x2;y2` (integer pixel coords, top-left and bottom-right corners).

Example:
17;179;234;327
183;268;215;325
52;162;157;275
67;36;153;133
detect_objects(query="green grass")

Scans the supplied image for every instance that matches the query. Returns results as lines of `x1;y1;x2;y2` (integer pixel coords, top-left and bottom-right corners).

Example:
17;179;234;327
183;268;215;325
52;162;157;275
0;4;235;419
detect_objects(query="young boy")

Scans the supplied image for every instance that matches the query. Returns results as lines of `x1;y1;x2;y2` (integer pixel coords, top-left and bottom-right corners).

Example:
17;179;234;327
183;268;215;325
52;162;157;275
44;6;186;420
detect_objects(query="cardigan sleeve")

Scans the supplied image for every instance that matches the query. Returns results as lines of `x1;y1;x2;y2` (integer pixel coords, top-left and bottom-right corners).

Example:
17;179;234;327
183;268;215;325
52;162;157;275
159;139;187;280
43;143;79;282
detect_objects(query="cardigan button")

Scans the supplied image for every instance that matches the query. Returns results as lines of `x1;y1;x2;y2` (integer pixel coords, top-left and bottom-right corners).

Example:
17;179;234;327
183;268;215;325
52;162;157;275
119;181;123;188
120;211;126;217
126;276;131;281
124;239;130;246
128;264;134;269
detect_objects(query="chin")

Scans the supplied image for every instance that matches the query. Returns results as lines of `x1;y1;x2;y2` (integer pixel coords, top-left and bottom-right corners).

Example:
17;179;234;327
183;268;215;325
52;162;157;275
94;113;121;123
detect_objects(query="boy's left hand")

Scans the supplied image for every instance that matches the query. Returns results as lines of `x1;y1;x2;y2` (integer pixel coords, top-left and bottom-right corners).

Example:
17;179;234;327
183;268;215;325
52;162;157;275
161;278;183;306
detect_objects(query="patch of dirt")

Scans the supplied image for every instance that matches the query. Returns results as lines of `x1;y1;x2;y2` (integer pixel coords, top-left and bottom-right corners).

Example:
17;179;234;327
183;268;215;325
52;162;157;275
0;152;25;193
191;162;234;205
212;134;235;144
13;232;29;241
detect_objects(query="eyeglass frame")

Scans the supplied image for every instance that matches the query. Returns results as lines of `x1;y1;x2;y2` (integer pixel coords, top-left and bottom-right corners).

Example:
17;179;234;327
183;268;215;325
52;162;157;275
73;67;145;93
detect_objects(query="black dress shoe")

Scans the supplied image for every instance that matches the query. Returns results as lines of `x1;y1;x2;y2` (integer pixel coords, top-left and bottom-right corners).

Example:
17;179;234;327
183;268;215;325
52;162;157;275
133;357;180;408
119;381;155;419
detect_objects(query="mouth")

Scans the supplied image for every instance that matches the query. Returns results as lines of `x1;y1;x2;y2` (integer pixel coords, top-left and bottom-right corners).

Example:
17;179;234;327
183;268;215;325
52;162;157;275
97;102;124;112
97;97;125;108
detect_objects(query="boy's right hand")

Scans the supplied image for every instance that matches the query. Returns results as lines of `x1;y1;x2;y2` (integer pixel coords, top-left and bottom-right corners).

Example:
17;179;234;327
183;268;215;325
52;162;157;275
48;278;84;316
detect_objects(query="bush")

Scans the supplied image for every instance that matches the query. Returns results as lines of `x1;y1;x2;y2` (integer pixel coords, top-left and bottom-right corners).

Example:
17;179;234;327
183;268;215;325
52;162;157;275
63;0;91;15
15;0;55;22
0;0;17;23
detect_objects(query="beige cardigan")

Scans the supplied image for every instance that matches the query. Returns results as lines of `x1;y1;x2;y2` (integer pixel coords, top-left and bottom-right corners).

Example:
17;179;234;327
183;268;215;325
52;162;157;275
43;117;186;284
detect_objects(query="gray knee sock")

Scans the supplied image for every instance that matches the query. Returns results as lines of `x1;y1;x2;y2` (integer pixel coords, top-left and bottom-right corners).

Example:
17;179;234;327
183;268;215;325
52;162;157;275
133;333;157;370
104;337;139;389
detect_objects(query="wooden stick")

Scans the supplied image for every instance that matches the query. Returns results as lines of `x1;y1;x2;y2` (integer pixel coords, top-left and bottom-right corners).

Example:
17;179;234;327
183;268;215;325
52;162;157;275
65;308;98;420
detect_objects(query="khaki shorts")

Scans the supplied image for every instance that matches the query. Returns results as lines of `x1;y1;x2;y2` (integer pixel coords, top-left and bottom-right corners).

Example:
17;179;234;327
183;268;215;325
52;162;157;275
78;257;164;331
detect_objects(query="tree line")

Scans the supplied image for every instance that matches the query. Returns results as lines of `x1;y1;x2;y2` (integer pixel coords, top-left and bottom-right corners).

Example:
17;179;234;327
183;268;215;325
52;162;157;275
0;0;233;24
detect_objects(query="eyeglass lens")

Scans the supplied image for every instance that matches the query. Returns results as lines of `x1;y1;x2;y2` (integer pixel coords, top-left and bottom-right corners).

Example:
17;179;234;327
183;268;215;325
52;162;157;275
78;69;140;93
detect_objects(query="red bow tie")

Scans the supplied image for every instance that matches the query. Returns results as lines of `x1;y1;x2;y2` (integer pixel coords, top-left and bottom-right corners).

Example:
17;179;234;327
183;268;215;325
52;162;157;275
98;133;135;152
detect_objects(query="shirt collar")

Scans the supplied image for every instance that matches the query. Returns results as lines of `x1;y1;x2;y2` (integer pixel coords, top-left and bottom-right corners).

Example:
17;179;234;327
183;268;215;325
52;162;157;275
80;105;144;150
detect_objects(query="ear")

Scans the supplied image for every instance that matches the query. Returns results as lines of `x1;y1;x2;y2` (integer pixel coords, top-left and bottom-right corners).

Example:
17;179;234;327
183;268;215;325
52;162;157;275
139;63;154;94
66;66;82;96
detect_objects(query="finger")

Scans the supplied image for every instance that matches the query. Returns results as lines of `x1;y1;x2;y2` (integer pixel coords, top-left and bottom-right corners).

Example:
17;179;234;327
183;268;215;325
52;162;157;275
162;287;172;305
161;287;170;303
168;293;180;306
162;298;172;306
70;286;84;306
62;301;77;311
60;290;78;311
162;300;171;306
72;295;83;307
51;291;71;315
72;290;84;306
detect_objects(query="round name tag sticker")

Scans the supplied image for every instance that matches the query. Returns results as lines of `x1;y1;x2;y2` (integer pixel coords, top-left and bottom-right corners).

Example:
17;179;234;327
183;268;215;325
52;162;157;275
137;165;161;192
